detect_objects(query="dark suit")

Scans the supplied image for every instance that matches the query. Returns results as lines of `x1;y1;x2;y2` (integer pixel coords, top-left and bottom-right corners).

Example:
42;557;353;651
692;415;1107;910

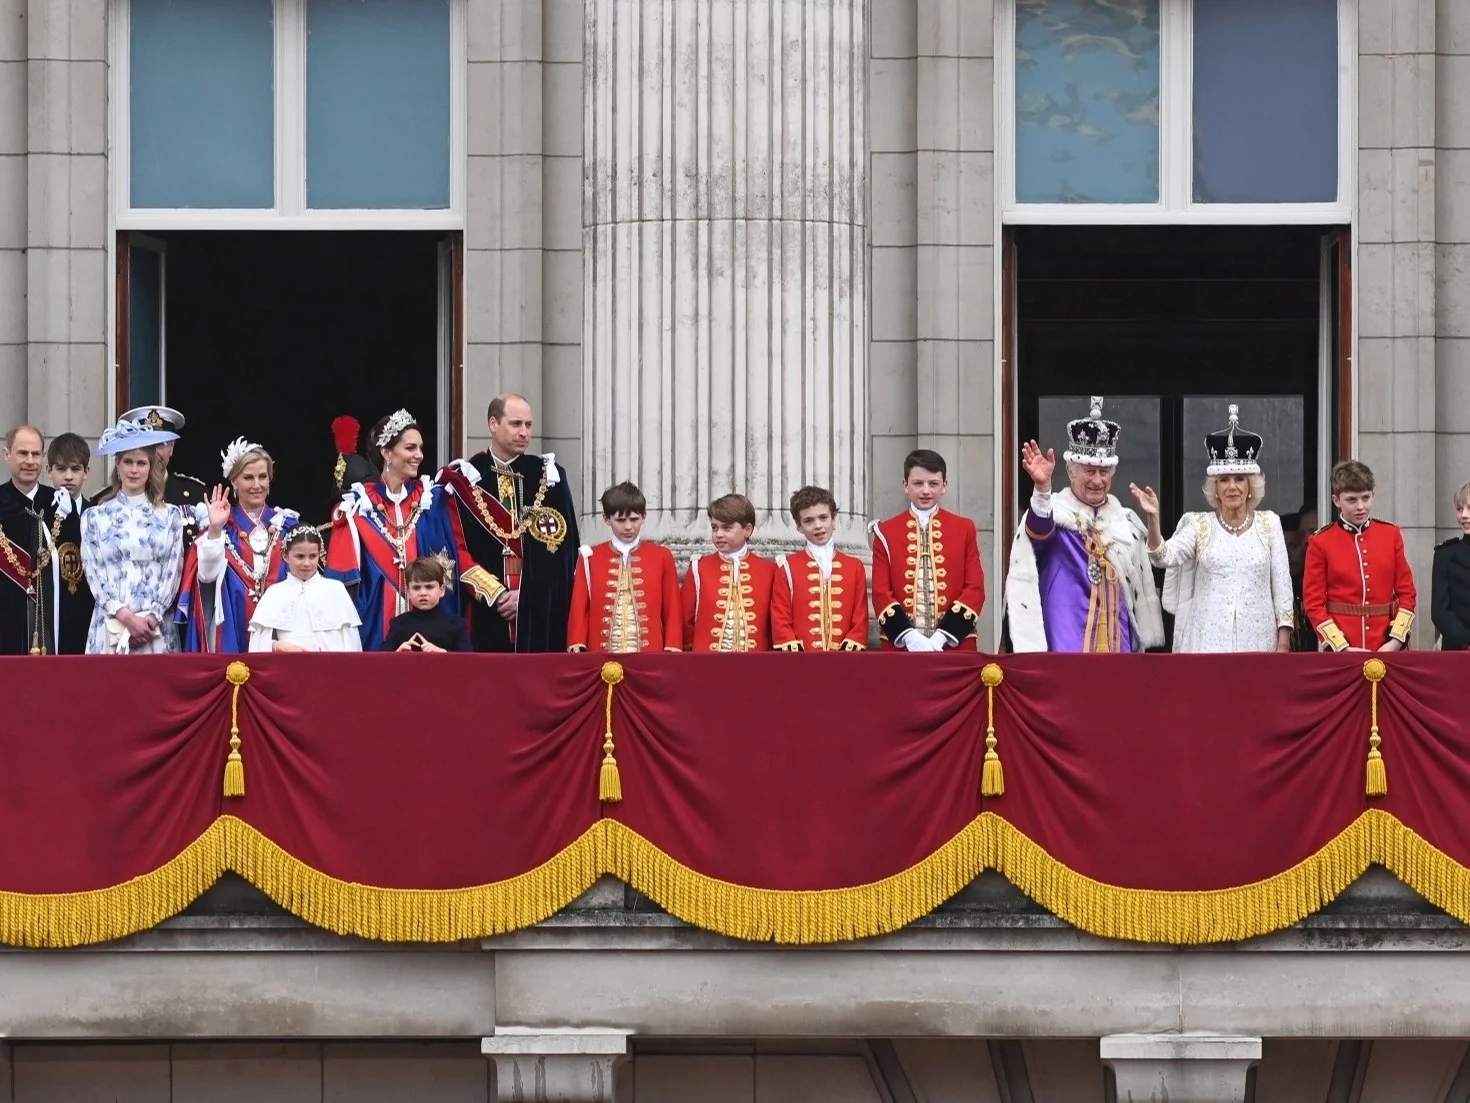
1432;535;1470;650
0;480;53;655
451;452;579;653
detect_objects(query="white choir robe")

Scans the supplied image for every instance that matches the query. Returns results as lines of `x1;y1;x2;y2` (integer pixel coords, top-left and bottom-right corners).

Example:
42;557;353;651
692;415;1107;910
248;572;363;653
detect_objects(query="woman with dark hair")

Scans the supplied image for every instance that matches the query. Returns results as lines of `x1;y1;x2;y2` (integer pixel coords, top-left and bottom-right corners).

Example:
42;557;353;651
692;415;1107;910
248;525;360;652
177;437;301;652
325;410;500;648
81;418;186;654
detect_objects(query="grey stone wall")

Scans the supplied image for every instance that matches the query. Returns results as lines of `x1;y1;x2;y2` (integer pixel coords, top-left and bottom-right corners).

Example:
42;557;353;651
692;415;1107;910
1438;0;1470;537
0;0;24;423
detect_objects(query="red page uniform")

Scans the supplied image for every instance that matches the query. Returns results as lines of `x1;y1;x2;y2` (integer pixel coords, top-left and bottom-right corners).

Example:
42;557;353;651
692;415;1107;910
1303;519;1416;650
681;551;776;652
771;546;869;651
567;540;682;653
869;508;984;649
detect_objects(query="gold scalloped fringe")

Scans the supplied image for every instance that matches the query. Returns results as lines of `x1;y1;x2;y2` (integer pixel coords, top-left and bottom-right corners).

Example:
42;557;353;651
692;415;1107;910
7;811;1470;948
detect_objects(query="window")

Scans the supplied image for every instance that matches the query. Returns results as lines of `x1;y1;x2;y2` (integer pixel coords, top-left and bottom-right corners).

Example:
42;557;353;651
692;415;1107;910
1000;0;1354;222
113;0;465;227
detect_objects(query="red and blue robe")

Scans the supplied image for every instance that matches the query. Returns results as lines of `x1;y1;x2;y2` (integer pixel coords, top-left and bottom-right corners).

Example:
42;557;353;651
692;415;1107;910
327;477;500;650
177;505;300;654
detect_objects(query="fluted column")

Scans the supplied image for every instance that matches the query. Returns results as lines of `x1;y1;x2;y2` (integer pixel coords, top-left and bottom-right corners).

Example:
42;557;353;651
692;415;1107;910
584;0;867;550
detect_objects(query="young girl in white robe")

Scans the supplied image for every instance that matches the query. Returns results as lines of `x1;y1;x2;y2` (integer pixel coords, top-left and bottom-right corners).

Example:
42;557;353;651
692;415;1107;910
248;526;362;653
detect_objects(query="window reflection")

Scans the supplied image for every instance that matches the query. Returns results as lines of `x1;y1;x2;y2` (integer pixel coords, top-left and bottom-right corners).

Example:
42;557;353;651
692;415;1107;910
1014;0;1161;204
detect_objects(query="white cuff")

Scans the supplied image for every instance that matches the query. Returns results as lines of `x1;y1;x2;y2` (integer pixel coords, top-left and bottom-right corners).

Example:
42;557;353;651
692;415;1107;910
1029;490;1053;518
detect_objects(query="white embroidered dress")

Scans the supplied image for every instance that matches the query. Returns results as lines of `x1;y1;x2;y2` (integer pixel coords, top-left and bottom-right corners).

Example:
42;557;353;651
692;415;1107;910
248;571;363;653
80;492;185;654
1149;511;1294;653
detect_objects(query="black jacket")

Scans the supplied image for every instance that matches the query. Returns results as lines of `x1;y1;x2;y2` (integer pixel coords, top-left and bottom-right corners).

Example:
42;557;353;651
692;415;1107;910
1432;536;1470;650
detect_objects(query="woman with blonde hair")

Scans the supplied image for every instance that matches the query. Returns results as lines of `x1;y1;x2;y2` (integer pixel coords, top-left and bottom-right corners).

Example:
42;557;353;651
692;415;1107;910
1432;480;1470;650
80;418;186;653
177;437;301;652
1129;405;1293;653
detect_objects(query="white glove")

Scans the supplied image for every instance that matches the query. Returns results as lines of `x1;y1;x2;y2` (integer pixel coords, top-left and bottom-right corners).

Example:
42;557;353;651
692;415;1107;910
933;631;956;651
901;630;930;653
51;486;73;519
448;457;482;486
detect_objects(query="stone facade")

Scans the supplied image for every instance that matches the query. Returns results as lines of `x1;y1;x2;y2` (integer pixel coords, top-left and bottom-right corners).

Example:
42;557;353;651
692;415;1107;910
1;0;1465;640
3;1;1470;1097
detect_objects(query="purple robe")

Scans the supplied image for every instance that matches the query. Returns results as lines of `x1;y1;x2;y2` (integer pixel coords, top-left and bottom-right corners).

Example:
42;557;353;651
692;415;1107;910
1024;506;1136;653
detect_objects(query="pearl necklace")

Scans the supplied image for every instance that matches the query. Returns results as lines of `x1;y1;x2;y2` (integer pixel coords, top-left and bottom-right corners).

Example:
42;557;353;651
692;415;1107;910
1218;510;1253;535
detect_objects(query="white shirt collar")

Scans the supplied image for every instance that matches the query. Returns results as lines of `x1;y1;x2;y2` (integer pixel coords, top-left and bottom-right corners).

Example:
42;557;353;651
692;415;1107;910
719;545;749;562
610;535;640;559
384;483;409;505
910;504;937;528
20;483;38;501
806;540;836;578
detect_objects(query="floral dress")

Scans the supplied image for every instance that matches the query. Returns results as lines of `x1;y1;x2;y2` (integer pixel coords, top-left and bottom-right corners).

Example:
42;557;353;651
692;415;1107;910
80;492;186;654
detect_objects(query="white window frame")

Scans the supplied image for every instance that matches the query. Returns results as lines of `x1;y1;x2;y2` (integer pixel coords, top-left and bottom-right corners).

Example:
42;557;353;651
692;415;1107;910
997;0;1356;225
109;0;467;230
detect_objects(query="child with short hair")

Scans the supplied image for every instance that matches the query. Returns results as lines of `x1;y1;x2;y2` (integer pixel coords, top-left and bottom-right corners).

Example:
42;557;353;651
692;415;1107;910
567;481;681;653
45;432;94;654
1304;459;1417;651
681;492;776;652
248;526;362;652
1432;481;1470;650
869;449;985;651
772;486;868;651
384;555;472;652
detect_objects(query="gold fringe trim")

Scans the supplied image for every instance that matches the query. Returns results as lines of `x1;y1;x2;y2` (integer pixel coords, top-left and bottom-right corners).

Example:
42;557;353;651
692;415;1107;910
12;810;1470;947
0;821;229;948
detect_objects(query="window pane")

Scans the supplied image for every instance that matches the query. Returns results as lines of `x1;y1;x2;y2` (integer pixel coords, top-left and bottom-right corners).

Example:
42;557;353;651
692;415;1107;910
306;0;452;210
129;0;275;209
128;245;163;408
1014;0;1161;205
1183;396;1305;516
1192;0;1338;204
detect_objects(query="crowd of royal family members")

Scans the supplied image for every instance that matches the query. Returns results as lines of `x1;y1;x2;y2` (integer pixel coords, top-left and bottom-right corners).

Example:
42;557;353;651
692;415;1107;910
0;395;1468;658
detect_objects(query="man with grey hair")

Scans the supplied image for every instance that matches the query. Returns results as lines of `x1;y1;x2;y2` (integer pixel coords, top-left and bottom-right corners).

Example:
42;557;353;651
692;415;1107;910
0;425;58;654
1005;397;1164;653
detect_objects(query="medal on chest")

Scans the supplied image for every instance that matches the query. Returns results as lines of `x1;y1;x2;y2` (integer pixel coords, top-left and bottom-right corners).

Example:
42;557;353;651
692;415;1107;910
248;526;270;556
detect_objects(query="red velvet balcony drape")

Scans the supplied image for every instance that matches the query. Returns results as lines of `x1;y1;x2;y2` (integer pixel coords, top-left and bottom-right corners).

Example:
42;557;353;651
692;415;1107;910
1;652;1466;947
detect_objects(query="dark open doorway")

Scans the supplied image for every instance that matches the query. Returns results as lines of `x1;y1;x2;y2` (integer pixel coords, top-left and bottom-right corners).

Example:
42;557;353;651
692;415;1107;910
1004;225;1347;539
116;230;458;521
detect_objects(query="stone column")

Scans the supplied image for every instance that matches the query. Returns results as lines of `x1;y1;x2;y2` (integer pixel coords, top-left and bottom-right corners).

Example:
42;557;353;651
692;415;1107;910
26;0;108;437
583;0;867;551
0;0;25;428
1438;0;1470;532
1100;1033;1260;1103
482;1029;630;1103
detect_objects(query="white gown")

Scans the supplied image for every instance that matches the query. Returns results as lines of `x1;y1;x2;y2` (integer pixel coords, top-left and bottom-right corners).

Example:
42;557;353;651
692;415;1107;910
1149;511;1294;653
80;492;185;654
248;572;363;653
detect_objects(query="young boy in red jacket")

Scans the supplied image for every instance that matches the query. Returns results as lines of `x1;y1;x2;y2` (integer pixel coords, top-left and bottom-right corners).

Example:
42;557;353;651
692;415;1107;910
772;485;868;651
681;493;776;652
567;482;682;653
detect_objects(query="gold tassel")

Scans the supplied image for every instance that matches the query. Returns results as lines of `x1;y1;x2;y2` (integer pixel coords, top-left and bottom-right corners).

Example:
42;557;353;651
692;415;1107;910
223;661;251;798
980;663;1005;797
1363;658;1387;797
599;661;625;803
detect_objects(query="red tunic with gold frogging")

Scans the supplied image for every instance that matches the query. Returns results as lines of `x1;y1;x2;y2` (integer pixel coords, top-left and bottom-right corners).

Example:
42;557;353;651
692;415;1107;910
771;548;869;651
1303;518;1416;650
869;508;985;649
680;551;776;652
566;540;682;653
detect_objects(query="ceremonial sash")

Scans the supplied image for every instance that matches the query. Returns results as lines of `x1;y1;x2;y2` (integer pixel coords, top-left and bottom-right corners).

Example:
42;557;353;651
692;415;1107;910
0;525;34;595
438;466;523;559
